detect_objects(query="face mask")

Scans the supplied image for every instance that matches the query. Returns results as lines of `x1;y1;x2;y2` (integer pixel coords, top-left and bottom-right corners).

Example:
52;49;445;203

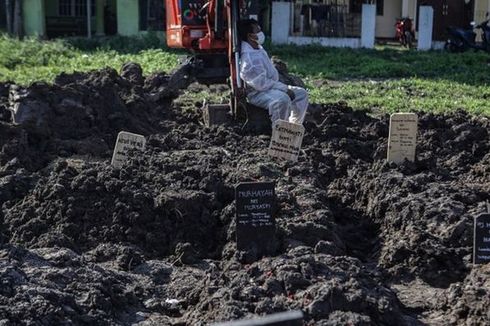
256;31;265;45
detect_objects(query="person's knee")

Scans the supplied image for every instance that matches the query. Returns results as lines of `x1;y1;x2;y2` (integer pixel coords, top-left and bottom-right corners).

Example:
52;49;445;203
268;96;291;121
293;87;308;101
268;96;291;112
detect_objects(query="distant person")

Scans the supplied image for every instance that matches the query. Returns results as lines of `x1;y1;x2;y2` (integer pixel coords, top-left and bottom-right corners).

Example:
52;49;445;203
238;19;308;125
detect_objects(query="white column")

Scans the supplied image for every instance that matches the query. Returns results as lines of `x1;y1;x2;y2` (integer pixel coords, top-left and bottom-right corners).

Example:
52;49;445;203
361;4;376;48
402;0;410;17
271;1;290;45
412;0;418;31
417;6;433;50
87;0;92;38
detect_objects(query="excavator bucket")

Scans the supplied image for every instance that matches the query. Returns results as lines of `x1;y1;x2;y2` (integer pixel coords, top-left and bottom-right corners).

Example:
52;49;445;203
202;100;270;133
202;103;231;127
227;96;271;133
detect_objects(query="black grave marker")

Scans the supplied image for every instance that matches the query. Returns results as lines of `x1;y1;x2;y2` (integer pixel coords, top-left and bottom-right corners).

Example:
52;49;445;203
212;310;303;326
235;182;275;257
474;213;490;265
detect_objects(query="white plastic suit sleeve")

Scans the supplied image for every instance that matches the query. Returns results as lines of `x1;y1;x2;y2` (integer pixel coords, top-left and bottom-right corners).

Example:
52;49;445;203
239;52;288;92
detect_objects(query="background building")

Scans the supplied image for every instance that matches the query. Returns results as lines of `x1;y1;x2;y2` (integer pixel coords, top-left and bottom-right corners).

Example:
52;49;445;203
0;0;488;46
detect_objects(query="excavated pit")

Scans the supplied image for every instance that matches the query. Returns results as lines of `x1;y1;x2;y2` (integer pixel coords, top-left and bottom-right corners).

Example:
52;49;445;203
0;63;489;325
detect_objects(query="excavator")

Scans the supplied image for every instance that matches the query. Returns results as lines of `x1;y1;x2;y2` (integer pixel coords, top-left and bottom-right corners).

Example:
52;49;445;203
165;0;268;129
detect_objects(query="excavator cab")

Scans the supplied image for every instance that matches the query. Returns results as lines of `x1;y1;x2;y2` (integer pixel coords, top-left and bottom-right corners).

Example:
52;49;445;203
165;0;240;87
165;0;231;84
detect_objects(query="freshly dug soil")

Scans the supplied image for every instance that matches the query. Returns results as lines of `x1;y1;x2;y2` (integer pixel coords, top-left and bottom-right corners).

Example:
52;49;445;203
0;63;489;325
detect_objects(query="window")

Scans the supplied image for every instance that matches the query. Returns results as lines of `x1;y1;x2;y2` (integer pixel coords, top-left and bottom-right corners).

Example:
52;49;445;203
376;0;384;16
350;0;364;14
59;0;95;17
0;0;6;29
350;0;383;15
139;0;166;31
59;0;72;16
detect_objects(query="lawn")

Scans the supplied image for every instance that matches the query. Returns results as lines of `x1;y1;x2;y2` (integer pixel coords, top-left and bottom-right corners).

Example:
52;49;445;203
271;44;490;115
0;34;489;115
0;34;181;84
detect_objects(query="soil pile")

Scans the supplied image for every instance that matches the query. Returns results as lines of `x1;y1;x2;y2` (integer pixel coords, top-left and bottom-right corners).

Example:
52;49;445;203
0;64;489;325
1;64;174;172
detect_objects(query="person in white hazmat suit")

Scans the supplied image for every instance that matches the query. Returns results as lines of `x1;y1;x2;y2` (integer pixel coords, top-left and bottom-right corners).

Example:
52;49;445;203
238;19;309;125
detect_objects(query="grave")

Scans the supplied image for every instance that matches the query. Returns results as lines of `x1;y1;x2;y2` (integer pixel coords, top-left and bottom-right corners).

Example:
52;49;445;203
387;113;418;164
235;182;276;257
212;310;303;326
474;213;490;265
268;120;305;162
111;131;146;168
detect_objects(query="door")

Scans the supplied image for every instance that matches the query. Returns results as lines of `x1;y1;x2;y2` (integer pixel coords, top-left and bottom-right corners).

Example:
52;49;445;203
418;0;474;40
0;0;6;30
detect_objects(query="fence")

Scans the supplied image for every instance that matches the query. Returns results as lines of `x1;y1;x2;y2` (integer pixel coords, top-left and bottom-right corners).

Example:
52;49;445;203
290;0;362;38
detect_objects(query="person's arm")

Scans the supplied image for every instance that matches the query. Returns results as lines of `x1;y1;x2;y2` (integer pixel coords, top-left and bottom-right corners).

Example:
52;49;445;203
240;53;288;92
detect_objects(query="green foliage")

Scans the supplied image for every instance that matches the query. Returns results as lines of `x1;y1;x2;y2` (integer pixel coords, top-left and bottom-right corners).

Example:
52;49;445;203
0;35;489;115
269;44;490;115
307;77;490;115
269;44;490;85
0;33;181;84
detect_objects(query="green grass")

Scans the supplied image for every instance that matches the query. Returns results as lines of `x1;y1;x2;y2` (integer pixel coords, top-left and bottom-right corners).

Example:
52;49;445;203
270;44;490;83
307;78;490;115
269;44;490;115
0;34;181;84
0;35;489;115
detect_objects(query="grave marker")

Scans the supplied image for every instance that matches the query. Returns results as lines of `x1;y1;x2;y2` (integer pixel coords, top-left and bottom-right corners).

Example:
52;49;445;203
387;113;418;164
235;182;275;257
111;131;146;168
268;120;305;162
474;213;490;265
211;310;303;326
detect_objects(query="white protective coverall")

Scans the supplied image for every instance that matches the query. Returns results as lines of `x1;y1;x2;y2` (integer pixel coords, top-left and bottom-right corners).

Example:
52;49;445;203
239;41;308;124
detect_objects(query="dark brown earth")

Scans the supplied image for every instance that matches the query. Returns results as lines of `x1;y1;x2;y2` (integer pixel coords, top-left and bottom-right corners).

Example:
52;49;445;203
0;63;489;325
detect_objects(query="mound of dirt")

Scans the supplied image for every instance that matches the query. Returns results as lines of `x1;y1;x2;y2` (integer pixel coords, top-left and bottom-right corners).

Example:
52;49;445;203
0;64;489;325
1;64;176;172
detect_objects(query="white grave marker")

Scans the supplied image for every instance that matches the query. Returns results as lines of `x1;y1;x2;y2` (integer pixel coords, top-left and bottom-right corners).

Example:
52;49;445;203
387;113;418;164
111;131;146;168
268;120;305;162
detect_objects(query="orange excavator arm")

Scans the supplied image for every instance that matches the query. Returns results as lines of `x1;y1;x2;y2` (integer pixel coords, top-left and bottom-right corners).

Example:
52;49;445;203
165;0;245;119
166;0;231;51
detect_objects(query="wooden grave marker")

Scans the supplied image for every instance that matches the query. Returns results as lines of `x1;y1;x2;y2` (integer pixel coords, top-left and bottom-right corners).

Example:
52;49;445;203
268;120;305;162
111;131;146;168
387;113;418;164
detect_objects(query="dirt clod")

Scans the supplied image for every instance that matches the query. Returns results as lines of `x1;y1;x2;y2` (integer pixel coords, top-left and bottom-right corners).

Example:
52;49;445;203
0;65;489;325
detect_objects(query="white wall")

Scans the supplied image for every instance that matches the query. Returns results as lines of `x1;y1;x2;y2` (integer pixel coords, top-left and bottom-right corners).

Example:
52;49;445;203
362;4;376;48
418;6;433;50
288;36;360;48
271;2;290;44
375;0;402;38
